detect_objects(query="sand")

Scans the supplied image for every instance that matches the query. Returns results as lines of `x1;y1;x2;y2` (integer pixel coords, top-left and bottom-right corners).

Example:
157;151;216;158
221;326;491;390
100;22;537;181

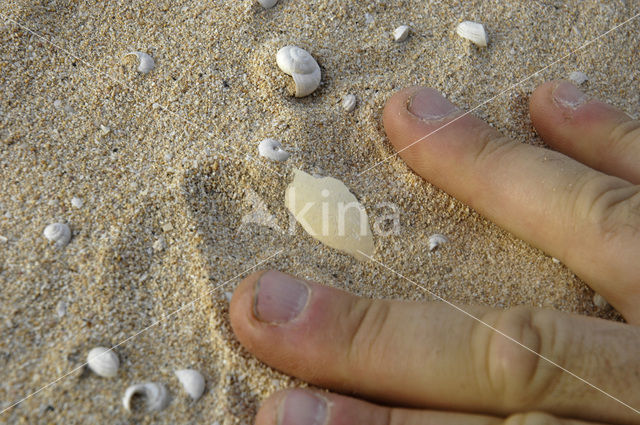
0;0;638;423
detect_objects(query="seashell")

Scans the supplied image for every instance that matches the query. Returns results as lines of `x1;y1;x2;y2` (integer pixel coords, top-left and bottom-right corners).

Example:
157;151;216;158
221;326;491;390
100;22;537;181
568;71;588;85
258;0;278;8
174;369;205;401
285;169;374;261
276;46;321;97
456;21;488;47
43;222;71;247
87;347;119;378
341;94;357;112
124;51;155;74
593;293;610;310
56;301;67;318
428;233;449;251
393;25;410;42
258;138;290;162
71;197;83;208
123;382;170;412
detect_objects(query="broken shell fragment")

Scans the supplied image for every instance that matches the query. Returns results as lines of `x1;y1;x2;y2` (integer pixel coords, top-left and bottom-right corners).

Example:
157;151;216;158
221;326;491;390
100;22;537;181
43;222;71;247
341;94;357;112
258;138;290;162
393;25;410;42
456;21;488;47
258;0;278;8
593;293;610;310
428;234;449;251
124;51;155;73
123;383;170;412
285;169;374;261
87;347;119;378
568;71;588;85
174;369;205;401
276;46;321;97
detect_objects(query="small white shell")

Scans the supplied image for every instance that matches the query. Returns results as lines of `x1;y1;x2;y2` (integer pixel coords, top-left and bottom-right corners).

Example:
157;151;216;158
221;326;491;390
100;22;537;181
428;234;449;251
123;382;170;412
87;347;119;378
174;369;205;401
568;71;588;85
593;293;610;310
71;197;83;208
124;51;155;73
276;46;321;97
393;25;410;42
258;0;278;8
341;94;357;112
258;138;290;162
43;223;71;247
456;21;488;47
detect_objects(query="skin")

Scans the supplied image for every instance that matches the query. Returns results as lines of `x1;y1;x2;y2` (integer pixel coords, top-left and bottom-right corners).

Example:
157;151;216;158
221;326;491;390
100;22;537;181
230;81;640;424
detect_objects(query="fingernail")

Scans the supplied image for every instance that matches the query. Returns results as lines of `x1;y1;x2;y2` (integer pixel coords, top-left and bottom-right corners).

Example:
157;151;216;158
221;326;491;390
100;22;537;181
553;81;587;109
278;389;328;425
253;271;309;324
408;87;459;120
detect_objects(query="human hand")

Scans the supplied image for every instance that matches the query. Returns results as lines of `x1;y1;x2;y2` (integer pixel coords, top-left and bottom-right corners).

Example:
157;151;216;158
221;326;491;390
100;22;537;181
230;82;640;424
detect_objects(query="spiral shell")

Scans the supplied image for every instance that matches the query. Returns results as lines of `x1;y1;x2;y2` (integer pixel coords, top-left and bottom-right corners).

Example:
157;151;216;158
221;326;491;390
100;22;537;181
175;369;205;401
43;222;71;247
258;138;290;162
123;382;170;412
87;347;119;378
124;51;155;73
428;233;449;251
276;46;321;97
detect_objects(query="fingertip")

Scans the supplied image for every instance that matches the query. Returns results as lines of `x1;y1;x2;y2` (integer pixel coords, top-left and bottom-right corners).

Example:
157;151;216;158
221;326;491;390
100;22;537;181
255;390;287;425
229;270;265;346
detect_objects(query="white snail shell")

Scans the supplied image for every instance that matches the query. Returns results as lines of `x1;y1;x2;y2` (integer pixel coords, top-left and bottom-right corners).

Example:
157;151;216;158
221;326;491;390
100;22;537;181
428;233;449;251
258;138;290;162
456;21;488;47
43;223;71;247
174;369;205;401
124;51;155;73
87;347;119;378
258;0;278;8
276;46;321;97
123;382;170;412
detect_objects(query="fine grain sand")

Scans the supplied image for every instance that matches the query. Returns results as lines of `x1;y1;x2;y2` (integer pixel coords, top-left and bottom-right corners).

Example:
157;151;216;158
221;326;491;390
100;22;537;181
0;0;638;423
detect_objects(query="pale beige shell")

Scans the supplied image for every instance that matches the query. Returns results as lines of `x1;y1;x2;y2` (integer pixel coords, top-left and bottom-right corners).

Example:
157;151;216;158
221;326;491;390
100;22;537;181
123;382;170;412
428;234;449;251
456;21;488;47
87;347;119;378
175;369;205;401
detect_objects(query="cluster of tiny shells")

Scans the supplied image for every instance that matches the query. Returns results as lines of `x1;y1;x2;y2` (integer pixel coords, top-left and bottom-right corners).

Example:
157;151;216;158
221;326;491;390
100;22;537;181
276;46;321;97
124;51;155;73
428;234;449;251
43;222;71;247
123;383;170;412
87;347;120;378
456;21;488;47
258;138;290;161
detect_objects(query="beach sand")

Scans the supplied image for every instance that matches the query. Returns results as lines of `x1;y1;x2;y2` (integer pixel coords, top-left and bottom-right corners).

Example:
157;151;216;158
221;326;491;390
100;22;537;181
0;0;638;423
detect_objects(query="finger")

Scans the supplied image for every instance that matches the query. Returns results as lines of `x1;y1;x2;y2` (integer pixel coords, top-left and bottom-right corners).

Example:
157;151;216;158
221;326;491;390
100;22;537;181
530;80;640;184
382;87;640;323
230;271;640;424
255;389;600;425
